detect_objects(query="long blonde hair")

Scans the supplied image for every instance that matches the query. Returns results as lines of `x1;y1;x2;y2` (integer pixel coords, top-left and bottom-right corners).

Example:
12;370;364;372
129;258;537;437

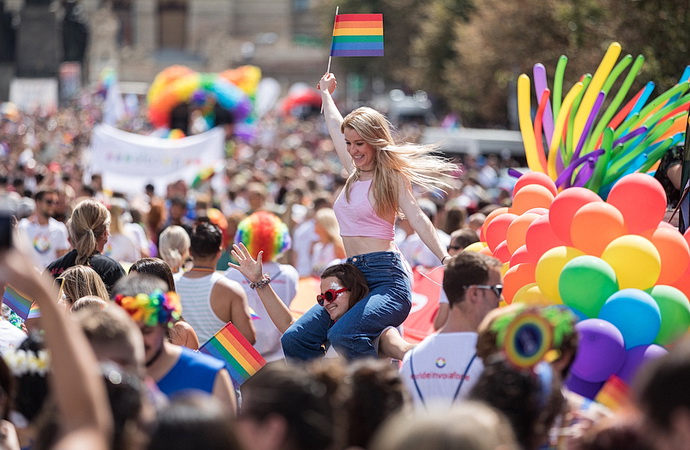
314;208;342;245
68;199;111;265
61;265;110;305
341;107;456;218
159;225;191;272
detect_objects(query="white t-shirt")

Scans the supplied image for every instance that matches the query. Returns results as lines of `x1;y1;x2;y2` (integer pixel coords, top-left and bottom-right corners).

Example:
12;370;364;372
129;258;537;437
18;217;70;269
224;262;299;362
104;232;141;264
400;332;484;408
0;320;26;355
292;219;318;277
398;230;450;269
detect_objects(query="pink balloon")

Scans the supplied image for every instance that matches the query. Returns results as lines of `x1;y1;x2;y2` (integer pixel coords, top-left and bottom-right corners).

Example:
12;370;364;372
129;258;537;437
510;244;537;266
485;213;518;253
607;173;667;234
525;214;565;259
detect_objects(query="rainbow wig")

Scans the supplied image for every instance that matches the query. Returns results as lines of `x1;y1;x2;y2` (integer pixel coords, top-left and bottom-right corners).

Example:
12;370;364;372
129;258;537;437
115;289;182;328
235;211;292;261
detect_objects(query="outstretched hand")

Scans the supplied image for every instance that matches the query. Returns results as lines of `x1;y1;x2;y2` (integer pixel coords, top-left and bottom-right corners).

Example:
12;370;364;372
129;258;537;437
318;73;337;94
228;243;263;283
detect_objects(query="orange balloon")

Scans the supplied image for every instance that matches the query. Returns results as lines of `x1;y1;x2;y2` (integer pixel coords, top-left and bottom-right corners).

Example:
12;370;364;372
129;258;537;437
641;227;690;285
506;213;540;253
607;173;667;234
549;187;602;245
570;202;627;256
510;185;555;215
671;265;690;301
485;213;518;252
503;263;536;304
479;246;494;257
513;171;558;197
480;207;510;242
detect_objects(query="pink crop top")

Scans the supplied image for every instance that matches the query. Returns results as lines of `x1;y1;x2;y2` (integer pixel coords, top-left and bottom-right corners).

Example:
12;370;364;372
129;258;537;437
333;179;395;240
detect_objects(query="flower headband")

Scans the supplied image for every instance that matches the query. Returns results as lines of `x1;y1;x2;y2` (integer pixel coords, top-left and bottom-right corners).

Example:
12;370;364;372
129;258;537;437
3;348;50;377
114;290;182;328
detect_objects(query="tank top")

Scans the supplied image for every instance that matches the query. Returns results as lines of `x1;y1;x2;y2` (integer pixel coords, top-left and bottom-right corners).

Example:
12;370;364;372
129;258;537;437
176;272;228;343
333;179;395;240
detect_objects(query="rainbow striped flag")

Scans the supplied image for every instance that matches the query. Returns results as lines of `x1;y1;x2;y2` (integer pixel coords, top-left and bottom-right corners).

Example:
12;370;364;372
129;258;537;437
199;322;266;385
2;286;34;320
595;375;631;412
330;13;384;57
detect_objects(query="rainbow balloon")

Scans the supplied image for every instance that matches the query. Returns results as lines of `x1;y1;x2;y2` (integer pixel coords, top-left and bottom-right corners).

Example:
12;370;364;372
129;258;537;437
517;42;690;197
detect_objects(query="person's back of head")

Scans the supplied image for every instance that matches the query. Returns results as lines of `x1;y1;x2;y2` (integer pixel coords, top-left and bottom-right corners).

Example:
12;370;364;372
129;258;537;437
370;401;518;450
443;252;501;306
70;295;108;313
67;198;110;265
234;211;291;262
158;225;190;272
449;228;480;250
189;222;222;259
60;265;110;306
129;258;176;292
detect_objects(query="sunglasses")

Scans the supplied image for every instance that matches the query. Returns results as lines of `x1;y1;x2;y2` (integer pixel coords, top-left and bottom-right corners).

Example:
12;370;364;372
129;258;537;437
472;284;503;298
447;245;462;251
317;287;349;306
44;200;55;205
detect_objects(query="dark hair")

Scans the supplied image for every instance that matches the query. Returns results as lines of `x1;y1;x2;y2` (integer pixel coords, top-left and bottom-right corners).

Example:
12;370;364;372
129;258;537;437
190;222;222;258
13;332;49;423
443;252;501;306
574;417;654;450
33;187;56;202
345;358;409;448
321;263;369;309
0;356;14;420
101;362;147;450
240;362;338;450
129;258;176;292
450;228;480;250
113;273;168;298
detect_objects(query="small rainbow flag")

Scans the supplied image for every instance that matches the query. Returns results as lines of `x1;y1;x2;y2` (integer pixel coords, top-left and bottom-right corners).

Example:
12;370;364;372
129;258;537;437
199;322;266;385
2;286;34;321
330;13;384;57
595;375;631;412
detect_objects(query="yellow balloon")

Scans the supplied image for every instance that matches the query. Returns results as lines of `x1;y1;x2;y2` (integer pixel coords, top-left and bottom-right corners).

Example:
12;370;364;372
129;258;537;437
463;242;488;253
535;246;585;303
501;262;510;277
601;234;661;290
517;74;545;173
513;283;562;306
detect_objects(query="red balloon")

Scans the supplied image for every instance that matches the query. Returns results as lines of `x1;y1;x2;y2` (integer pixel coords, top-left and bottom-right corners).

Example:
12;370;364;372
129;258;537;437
549;187;602;244
607;173;667;234
480;207;510;242
641;227;690;285
493;240;512;263
571;202;627;256
503;263;537;304
525;213;565;259
510;244;538;266
485;213;518;252
513;172;558;197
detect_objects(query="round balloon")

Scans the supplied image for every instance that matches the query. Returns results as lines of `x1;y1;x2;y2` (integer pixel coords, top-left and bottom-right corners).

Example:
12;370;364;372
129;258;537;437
607;173;667;234
485;213;518;253
571;318;626;383
640;227;690;285
565;373;604;400
506;213;540;253
647;285;690;346
525;214;565;260
559;256;618;318
570;202;627;256
480;207;510;242
509;244;538;266
549;188;602;245
493;240;512;264
599;289;661;349
503;263;536;304
535;246;585;303
512;282;558;306
464;241;487;253
510;185;555;215
601;235;661;290
513;171;558;197
615;344;668;385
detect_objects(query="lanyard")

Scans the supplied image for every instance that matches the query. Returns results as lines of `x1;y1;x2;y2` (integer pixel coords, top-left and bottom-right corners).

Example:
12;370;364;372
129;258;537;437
409;349;478;408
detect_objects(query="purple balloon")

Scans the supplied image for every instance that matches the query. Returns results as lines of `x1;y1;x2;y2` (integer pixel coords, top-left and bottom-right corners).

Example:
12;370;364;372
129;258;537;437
565;373;604;400
533;63;554;149
571;319;626;382
616;344;668;385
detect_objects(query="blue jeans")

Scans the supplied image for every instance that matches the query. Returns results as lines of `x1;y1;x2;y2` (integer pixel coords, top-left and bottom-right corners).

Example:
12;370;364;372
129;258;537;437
281;251;411;360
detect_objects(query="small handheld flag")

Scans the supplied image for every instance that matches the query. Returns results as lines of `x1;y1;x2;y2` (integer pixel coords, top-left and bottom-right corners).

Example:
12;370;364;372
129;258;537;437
199;322;266;385
2;286;34;321
330;14;384;57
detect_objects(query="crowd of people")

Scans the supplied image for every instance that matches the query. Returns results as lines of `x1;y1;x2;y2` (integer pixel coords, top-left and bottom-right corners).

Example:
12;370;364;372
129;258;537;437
0;72;685;450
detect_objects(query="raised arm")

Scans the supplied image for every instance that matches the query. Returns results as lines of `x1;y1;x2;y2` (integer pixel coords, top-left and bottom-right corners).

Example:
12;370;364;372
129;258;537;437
229;243;295;333
0;247;111;449
398;179;451;265
319;73;355;174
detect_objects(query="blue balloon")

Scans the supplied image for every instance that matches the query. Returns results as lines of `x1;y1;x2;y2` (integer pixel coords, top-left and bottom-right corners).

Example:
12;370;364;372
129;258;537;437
598;289;661;349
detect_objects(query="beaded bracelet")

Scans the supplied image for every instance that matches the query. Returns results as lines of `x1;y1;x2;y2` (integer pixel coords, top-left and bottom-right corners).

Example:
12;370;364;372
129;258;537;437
249;274;272;290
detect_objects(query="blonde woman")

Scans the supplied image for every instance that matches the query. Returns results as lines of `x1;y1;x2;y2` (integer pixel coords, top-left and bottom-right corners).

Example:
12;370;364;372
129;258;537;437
311;208;346;276
47;199;125;294
281;73;455;360
59;265;110;308
159;225;191;275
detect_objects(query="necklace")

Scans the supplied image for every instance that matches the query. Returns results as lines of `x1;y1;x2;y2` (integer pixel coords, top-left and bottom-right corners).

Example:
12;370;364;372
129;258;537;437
189;266;215;273
145;343;165;367
359;168;375;173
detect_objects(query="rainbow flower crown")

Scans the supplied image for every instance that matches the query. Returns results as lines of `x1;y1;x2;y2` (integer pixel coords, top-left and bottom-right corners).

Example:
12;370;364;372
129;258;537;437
3;348;50;376
114;290;182;328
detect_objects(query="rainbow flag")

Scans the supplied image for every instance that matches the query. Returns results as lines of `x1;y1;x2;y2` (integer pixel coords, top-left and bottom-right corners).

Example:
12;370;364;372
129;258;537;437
595;375;631;412
330;14;384;57
2;286;34;320
199;322;266;385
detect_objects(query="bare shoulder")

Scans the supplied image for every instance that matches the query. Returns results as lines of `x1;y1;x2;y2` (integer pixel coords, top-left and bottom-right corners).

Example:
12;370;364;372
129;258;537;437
212;276;246;300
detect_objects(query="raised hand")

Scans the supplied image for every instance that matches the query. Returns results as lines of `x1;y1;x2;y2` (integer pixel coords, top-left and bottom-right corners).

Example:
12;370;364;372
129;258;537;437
318;72;337;94
228;243;263;283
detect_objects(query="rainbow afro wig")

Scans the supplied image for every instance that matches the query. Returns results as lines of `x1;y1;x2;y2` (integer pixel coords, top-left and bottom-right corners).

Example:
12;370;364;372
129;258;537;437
235;211;291;261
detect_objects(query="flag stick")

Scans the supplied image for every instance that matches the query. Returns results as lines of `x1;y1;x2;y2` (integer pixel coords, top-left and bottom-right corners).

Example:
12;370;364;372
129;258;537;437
322;6;339;113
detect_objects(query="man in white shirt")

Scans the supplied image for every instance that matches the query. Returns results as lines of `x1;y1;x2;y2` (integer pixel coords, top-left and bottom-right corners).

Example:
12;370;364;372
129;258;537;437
18;187;70;269
400;251;503;408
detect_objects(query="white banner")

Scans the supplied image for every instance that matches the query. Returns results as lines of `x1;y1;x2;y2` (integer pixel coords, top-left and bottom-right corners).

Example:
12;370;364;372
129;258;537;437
89;124;226;196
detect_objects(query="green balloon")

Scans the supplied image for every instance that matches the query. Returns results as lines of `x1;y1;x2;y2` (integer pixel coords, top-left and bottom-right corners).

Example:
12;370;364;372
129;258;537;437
647;285;690;346
559;256;619;318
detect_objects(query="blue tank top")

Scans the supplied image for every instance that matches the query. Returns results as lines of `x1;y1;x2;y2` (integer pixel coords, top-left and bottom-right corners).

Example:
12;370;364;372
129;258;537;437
157;347;225;397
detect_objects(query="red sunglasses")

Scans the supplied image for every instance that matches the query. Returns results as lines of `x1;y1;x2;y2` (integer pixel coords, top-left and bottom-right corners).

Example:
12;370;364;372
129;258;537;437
317;287;349;306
